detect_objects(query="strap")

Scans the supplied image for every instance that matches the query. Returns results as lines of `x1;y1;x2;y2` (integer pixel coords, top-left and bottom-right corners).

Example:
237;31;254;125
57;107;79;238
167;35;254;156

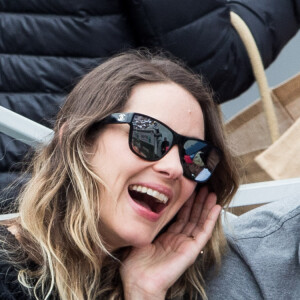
230;11;279;142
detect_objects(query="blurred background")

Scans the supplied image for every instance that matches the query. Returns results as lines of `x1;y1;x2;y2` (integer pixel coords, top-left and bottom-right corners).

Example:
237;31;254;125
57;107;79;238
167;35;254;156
221;31;300;120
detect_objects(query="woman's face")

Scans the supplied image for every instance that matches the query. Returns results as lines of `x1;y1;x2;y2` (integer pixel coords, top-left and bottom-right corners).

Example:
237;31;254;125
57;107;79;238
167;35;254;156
90;82;205;250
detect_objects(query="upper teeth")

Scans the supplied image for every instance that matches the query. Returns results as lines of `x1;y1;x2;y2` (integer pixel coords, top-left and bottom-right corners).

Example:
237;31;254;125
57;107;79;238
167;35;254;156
129;185;169;204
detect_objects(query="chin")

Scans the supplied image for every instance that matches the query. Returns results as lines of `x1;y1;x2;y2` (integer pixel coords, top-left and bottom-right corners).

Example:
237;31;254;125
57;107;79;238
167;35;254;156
129;240;153;249
121;231;156;249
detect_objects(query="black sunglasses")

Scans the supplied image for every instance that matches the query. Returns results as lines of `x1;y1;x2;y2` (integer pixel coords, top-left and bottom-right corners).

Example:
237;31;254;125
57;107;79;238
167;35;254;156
97;112;221;183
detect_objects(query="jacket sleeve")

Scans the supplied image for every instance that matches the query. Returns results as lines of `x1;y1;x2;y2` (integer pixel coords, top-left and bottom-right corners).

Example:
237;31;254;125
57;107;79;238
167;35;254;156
205;198;300;299
204;243;263;300
126;0;300;102
0;0;136;206
229;0;300;78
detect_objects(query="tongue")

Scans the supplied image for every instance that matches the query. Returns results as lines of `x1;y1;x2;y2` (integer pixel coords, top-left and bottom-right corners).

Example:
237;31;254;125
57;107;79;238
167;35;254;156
134;198;152;211
130;190;166;213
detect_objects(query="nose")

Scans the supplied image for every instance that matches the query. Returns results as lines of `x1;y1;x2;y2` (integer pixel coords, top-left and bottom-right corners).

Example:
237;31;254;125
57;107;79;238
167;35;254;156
152;145;183;180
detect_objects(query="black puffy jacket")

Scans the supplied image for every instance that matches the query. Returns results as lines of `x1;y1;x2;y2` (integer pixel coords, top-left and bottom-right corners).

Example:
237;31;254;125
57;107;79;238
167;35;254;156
0;0;299;204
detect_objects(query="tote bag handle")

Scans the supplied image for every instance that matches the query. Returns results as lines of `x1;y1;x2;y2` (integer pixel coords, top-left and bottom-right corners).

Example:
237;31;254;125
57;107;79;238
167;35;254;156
230;11;280;142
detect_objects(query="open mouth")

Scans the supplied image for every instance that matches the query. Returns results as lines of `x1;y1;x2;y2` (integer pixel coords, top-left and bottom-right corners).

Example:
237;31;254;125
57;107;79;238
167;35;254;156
128;185;169;214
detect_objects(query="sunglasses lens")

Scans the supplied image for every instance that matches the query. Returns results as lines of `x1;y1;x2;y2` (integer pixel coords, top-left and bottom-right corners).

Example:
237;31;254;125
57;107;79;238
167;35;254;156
131;115;173;160
182;140;220;182
130;114;220;182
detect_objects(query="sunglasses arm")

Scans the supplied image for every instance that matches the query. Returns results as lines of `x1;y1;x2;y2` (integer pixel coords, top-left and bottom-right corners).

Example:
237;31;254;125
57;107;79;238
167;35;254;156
101;113;134;125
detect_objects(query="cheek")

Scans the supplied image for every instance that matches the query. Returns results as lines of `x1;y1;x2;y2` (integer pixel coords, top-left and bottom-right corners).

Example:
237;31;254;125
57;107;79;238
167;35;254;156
184;179;197;196
170;180;197;218
90;132;146;187
89;142;108;177
88;137;122;190
178;180;197;207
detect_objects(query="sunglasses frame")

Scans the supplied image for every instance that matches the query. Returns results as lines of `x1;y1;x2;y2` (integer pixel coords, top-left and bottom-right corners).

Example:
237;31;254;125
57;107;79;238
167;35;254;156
98;112;222;182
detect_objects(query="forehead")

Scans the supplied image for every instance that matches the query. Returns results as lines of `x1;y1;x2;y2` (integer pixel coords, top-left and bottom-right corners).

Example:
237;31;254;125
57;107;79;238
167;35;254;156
123;82;205;139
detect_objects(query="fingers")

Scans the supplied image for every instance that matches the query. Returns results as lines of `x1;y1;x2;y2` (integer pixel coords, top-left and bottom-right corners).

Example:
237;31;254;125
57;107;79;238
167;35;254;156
182;188;218;239
193;204;222;248
197;192;217;228
189;186;208;224
176;192;196;222
181;186;209;236
167;192;196;234
167;186;215;236
188;191;218;239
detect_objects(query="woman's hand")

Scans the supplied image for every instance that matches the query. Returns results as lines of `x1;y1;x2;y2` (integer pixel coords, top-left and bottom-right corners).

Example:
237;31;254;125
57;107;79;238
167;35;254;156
120;186;221;300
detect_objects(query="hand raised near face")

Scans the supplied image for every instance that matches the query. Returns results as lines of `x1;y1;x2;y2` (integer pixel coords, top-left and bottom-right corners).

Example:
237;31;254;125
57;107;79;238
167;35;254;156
120;186;221;300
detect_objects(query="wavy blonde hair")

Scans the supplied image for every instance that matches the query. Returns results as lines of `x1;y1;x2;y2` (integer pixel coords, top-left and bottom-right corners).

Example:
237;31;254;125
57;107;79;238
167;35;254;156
3;50;239;299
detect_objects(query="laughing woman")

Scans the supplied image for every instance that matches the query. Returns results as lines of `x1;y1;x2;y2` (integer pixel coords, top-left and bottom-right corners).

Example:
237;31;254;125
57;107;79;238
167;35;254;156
0;51;238;299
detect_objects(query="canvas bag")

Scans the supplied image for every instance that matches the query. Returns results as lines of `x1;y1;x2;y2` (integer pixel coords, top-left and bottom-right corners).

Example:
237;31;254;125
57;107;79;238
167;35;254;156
225;12;300;183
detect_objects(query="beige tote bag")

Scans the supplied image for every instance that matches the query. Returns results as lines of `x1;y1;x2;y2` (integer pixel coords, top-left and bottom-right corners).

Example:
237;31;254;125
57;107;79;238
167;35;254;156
225;12;300;183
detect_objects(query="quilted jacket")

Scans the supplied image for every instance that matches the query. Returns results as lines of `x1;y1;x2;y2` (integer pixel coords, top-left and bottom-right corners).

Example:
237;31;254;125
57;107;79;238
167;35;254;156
0;0;299;206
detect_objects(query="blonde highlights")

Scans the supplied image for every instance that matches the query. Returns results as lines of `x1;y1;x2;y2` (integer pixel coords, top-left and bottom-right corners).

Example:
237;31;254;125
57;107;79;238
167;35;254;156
2;50;239;299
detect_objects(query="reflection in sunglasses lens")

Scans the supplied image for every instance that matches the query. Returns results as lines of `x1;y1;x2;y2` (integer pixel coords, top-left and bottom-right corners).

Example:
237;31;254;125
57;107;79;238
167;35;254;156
132;115;173;160
182;140;211;181
130;114;218;182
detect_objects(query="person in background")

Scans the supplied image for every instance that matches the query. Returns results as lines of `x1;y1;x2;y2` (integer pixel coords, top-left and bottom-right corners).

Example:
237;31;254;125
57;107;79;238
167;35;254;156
0;51;239;299
205;195;300;299
1;0;300;205
161;138;170;155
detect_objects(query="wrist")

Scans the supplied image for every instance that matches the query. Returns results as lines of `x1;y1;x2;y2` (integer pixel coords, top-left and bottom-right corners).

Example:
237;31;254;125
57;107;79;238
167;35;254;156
123;282;166;300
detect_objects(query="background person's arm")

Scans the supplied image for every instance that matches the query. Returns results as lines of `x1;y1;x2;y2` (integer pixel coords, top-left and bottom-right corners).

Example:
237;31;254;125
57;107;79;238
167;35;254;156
205;242;263;300
205;197;300;300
